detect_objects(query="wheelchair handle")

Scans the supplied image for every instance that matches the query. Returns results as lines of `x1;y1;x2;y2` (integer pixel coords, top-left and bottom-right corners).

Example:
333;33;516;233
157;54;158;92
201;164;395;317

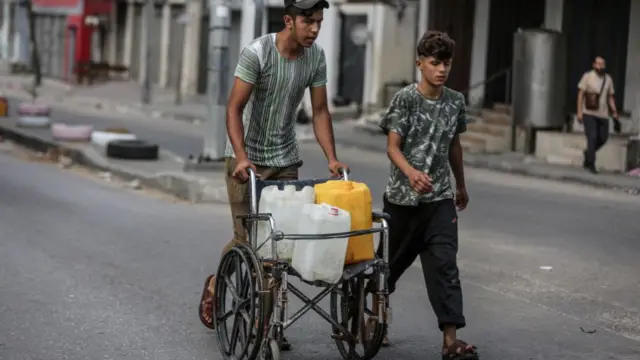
338;167;349;181
248;167;258;214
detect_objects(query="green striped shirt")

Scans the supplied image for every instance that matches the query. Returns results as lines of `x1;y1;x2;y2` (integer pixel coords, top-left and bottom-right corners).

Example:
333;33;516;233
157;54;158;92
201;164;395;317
225;33;327;167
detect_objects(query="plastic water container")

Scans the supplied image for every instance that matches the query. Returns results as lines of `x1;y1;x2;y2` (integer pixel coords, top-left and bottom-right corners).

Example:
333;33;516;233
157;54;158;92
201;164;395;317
314;180;374;264
256;185;315;260
291;203;351;284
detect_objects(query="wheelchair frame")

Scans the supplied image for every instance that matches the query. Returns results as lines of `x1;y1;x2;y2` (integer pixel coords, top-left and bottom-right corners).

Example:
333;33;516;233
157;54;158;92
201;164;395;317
214;168;391;360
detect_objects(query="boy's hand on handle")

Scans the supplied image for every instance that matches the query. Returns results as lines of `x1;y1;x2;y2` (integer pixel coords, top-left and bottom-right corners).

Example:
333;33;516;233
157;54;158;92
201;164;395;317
232;158;258;183
408;169;432;194
328;159;350;178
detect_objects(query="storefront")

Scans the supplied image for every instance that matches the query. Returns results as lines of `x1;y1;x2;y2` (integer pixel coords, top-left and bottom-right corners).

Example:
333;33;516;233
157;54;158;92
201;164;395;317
28;0;112;80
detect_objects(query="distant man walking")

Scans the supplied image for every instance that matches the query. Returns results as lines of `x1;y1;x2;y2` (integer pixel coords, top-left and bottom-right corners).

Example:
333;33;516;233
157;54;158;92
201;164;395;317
576;56;620;174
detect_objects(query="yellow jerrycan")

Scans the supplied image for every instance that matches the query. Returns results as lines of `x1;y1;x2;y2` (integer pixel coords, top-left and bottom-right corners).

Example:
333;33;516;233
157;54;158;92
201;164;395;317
314;180;374;264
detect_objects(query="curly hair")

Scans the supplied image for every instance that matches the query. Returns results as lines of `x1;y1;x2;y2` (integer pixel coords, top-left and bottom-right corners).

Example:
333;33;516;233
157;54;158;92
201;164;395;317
416;31;455;60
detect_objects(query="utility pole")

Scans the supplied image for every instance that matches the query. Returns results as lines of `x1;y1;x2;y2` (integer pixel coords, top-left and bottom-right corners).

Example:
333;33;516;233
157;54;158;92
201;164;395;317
141;0;153;104
200;0;231;161
24;0;41;86
2;0;10;60
174;12;191;105
254;0;264;38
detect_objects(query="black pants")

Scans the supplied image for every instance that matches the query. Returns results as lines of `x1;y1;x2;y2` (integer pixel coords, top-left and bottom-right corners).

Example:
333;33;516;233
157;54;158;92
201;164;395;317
583;114;609;167
378;196;466;330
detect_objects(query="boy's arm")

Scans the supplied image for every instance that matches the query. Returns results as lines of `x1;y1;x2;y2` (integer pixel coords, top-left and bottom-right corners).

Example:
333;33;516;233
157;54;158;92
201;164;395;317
381;93;413;176
449;101;467;190
383;93;432;193
387;132;414;176
309;49;339;165
227;47;259;162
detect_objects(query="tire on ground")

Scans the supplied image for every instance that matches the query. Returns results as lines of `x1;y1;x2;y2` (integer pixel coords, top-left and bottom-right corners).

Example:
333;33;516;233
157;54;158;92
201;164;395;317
51;123;93;141
91;131;137;147
17;115;51;128
106;139;159;160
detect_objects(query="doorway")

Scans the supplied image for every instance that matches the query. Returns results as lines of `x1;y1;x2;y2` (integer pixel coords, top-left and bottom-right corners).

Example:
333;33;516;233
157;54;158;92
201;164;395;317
428;0;475;93
337;14;367;105
484;0;545;107
562;0;630;113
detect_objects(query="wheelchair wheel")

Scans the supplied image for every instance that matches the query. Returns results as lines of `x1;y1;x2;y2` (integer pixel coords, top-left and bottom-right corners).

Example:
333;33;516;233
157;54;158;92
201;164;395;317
330;273;387;360
215;245;266;360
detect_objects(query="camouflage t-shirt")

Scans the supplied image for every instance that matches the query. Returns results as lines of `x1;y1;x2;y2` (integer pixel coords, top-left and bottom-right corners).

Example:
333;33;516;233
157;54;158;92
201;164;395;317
379;84;467;206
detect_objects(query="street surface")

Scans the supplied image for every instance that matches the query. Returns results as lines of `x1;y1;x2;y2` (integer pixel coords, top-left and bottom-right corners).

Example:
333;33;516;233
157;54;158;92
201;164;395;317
1;99;640;359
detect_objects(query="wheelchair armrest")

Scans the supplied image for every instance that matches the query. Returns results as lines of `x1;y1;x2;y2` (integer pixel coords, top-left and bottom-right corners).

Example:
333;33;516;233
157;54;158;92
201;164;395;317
372;211;391;223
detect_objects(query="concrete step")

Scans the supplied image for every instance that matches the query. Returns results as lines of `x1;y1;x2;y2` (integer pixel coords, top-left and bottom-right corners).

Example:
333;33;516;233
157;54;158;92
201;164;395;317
466;122;510;138
545;153;580;167
467;106;483;117
480;109;512;126
569;114;639;135
492;103;511;115
534;130;628;172
461;131;513;154
545;148;584;167
461;139;485;154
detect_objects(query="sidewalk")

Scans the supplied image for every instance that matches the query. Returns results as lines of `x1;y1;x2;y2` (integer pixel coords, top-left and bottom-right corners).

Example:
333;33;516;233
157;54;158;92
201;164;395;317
331;120;640;196
0;74;212;123
0;74;357;124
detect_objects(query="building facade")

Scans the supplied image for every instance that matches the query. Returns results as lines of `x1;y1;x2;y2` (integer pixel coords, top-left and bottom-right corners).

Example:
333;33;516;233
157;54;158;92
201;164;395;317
438;0;640;114
8;0;112;79
8;0;640;119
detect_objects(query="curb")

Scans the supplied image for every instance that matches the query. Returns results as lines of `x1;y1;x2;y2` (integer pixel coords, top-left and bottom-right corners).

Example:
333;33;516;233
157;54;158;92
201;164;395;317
461;158;640;196
0;124;230;204
0;87;359;125
336;128;640;196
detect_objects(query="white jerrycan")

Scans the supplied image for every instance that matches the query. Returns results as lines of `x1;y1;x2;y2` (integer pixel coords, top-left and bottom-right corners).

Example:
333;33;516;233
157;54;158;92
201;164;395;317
291;203;351;284
256;185;315;260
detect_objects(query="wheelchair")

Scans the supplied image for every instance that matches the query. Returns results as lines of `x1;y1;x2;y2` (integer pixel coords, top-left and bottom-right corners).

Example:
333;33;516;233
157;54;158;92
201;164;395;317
214;168;391;360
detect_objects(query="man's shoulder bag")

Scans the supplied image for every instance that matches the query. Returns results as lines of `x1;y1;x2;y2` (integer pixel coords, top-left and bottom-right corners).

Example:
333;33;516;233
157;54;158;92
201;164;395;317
584;75;607;111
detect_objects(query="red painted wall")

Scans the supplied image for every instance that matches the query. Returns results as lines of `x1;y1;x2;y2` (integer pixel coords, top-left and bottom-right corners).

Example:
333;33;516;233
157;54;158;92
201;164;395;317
84;0;113;14
32;0;82;10
35;0;113;81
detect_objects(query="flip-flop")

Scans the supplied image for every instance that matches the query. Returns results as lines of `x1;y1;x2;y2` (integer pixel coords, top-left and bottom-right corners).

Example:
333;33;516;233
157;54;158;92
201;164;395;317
442;340;479;360
198;274;216;329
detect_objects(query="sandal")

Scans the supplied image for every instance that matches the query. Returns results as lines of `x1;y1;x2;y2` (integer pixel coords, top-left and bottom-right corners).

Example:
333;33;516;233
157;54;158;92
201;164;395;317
382;333;390;347
198;274;216;329
442;340;479;360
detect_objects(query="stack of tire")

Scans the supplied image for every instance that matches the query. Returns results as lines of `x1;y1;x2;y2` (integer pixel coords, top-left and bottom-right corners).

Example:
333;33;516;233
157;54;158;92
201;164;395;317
17;103;51;128
91;128;159;161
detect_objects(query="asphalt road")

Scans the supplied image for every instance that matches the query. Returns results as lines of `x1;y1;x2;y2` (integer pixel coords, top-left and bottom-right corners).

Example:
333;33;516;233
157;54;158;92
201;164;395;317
1;99;640;359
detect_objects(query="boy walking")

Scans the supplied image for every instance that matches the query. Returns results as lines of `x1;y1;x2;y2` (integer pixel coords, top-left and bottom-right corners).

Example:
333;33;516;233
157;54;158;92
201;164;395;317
377;31;479;359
